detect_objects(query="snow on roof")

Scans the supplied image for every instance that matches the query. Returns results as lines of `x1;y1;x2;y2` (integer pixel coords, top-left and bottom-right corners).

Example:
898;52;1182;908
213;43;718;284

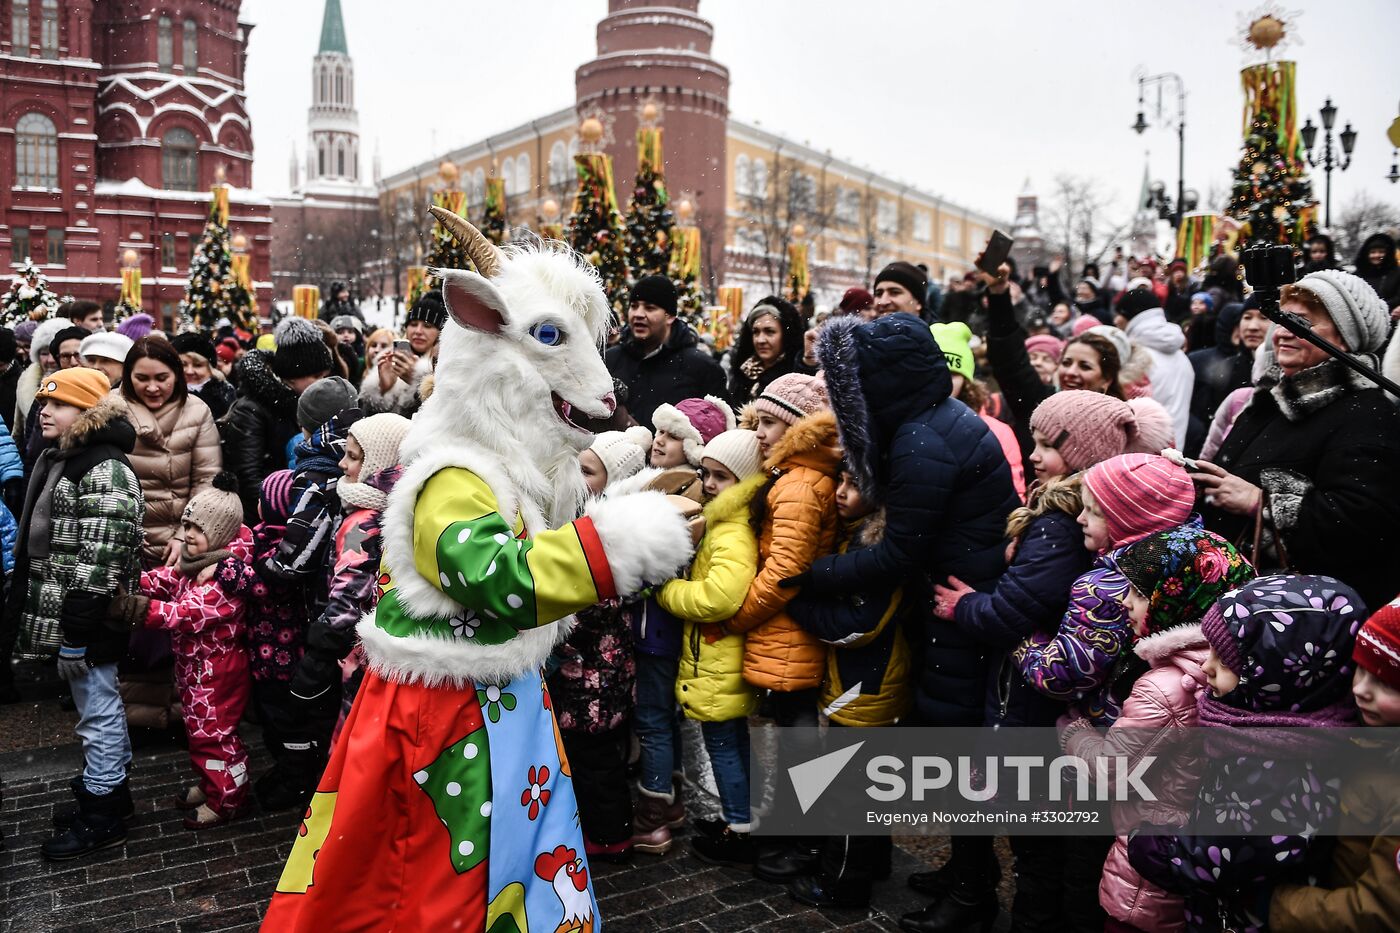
93;178;272;207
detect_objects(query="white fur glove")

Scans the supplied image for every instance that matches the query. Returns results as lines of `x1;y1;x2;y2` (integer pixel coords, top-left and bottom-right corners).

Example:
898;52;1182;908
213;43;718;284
585;491;696;595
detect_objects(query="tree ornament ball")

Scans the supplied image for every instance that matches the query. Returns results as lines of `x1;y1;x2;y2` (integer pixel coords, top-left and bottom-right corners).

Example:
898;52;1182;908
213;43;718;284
642;102;659;123
121;248;139;267
1251;160;1268;176
1248;15;1286;50
676;198;695;221
580;117;605;143
232;233;249;251
1273;205;1290;220
792;223;806;239
439;161;459;184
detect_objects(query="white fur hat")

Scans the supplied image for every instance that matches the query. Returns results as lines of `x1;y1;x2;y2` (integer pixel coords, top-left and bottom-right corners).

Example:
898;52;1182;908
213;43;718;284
30;317;69;366
651;395;737;467
590;427;652;483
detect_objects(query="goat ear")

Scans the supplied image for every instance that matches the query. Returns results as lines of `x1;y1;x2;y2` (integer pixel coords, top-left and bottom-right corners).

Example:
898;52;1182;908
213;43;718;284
439;270;509;335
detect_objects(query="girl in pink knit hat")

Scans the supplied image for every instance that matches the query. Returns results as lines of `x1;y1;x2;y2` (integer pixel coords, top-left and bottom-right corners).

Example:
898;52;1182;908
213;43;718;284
1012;452;1197;728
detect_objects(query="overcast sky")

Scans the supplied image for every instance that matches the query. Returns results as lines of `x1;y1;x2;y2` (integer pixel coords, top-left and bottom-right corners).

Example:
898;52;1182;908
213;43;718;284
241;0;1399;237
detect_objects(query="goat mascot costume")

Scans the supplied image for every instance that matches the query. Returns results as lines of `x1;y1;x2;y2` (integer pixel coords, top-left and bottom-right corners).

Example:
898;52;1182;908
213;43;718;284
263;210;696;932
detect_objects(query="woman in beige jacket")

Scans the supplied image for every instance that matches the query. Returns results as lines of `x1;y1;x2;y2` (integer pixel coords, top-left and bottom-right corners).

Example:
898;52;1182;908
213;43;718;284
120;337;222;566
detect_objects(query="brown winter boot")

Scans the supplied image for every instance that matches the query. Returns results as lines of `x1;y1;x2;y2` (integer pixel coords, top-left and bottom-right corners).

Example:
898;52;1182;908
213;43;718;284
630;787;674;855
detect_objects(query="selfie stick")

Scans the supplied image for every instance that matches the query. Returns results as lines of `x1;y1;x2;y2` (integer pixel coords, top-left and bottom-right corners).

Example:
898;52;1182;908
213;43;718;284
1242;244;1400;397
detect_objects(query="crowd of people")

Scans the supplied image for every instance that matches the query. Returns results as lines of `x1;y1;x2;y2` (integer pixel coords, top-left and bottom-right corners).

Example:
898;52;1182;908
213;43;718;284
0;228;1398;932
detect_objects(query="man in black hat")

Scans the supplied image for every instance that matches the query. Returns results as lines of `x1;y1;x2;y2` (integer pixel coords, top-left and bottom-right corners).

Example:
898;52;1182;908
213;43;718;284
871;261;928;319
604;274;728;430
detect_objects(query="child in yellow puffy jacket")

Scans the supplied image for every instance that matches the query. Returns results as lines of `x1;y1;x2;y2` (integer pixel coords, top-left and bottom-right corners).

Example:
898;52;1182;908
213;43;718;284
657;428;765;867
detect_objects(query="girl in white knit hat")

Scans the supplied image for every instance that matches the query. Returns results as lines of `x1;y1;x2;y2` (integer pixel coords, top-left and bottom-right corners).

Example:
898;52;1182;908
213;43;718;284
580;427;652;496
286;412;413;746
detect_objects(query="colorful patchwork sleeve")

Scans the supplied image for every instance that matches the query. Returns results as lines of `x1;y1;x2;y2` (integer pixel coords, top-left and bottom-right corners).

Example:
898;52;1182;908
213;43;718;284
412;468;616;631
1012;567;1131;701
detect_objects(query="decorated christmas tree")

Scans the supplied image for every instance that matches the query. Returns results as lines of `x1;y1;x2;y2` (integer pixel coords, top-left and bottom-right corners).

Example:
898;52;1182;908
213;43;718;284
1;258;62;326
425;163;471;278
426;190;470;274
1229;112;1314;249
481;176;508;246
567;152;631;323
625;127;674;281
179;187;257;333
668;225;704;324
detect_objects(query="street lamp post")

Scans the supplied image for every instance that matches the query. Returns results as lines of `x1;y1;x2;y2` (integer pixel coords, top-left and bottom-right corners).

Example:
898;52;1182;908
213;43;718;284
1132;71;1187;228
1300;98;1357;228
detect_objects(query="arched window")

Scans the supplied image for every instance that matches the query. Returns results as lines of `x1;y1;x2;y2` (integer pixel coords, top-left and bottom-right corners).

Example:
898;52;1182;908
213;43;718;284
335;67;343;104
157;16;173;71
39;0;57;57
15;113;58;188
317;143;326;176
751;158;768;200
734;154;750;196
336;142;346;177
548;141;569;185
470;168;485;206
161;127;198;191
11;1;28;55
567;136;579;160
515;153;530;197
319;67;327;104
182;18;197;71
352;145;358;181
500;157;514;196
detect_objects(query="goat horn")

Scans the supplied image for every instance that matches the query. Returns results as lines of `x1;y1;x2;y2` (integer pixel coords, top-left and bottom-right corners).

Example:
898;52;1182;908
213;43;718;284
428;206;503;279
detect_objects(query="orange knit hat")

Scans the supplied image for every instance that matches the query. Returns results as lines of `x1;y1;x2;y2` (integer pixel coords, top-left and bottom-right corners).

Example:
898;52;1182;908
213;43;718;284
35;368;112;410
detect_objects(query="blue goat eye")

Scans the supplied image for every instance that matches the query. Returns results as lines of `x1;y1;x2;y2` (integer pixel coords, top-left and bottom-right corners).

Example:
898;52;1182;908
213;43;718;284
530;323;563;346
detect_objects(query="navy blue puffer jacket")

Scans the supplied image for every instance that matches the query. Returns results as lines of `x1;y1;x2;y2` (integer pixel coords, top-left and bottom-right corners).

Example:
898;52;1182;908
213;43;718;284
808;313;1018;726
953;510;1091;727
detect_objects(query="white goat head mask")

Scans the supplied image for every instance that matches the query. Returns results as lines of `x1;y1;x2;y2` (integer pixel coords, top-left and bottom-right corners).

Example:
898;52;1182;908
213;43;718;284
426;207;617;454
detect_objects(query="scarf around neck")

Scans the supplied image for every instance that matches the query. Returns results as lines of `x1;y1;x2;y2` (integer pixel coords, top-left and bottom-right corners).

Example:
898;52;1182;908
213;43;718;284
179;548;232;580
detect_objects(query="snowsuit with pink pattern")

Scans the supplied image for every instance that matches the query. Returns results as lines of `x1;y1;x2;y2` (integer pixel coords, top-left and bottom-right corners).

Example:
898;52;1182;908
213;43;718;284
140;528;254;814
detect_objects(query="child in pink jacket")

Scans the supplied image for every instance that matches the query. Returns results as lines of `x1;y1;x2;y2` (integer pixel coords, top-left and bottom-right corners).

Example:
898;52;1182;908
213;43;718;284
115;471;254;830
1059;524;1254;933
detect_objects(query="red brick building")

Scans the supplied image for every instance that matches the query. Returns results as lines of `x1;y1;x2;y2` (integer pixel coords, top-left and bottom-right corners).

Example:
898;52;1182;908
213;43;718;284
1;0;271;327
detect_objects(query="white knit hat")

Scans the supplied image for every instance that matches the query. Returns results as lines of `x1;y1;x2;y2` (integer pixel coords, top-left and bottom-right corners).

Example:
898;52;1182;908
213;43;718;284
79;331;134;364
590;427;652;483
651;395;737;466
699;429;763;482
30;317;69;365
347;413;412;479
1293;269;1389;355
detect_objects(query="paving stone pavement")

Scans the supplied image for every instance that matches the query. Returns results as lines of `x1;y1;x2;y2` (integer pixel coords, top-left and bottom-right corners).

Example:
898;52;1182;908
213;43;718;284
0;740;980;933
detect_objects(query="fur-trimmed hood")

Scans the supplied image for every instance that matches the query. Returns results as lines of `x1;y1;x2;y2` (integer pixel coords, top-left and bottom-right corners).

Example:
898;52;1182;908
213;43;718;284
854;508;887;548
57;395;136;453
233;349;299;421
763;409;841;475
816;312;950;499
704;471;767;526
1133;620;1208;666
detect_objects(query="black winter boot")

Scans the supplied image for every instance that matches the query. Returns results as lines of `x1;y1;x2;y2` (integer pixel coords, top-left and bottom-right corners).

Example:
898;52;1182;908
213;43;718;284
41;786;128;860
789;872;871;911
691;825;756;867
753;839;820;883
54;777;134;830
899;891;1000;933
